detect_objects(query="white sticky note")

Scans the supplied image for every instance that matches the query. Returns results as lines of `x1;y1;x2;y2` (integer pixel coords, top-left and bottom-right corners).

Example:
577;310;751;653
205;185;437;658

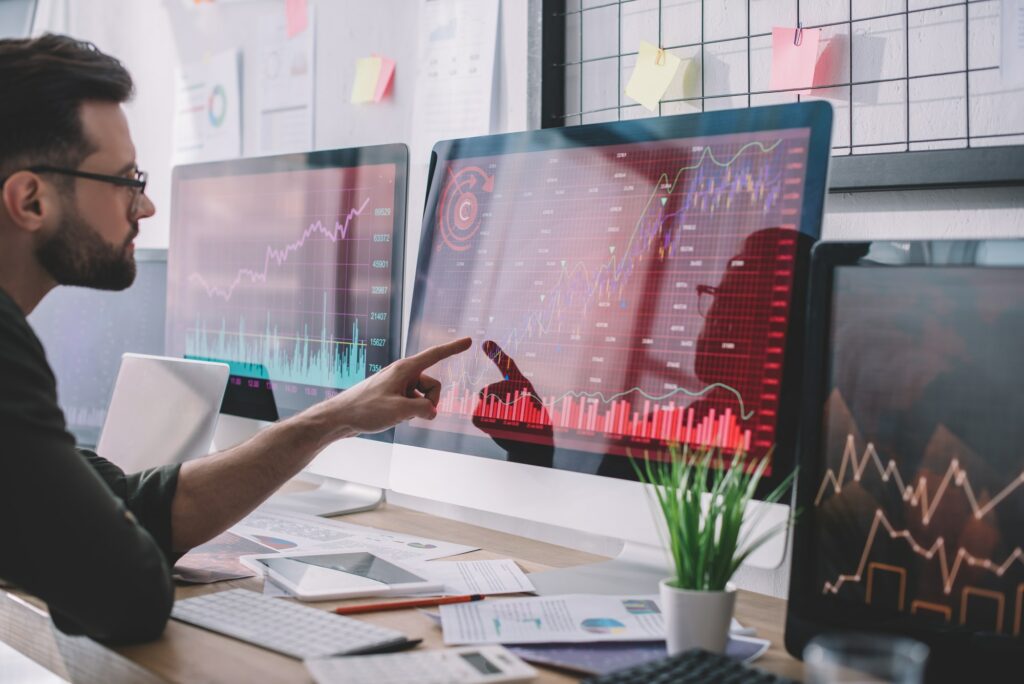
625;40;682;112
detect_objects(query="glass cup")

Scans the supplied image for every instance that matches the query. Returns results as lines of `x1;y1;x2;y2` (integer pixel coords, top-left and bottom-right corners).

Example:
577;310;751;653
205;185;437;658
803;633;930;684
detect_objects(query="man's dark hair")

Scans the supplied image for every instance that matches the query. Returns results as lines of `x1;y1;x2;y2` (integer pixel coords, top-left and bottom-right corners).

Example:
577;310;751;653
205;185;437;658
0;33;133;178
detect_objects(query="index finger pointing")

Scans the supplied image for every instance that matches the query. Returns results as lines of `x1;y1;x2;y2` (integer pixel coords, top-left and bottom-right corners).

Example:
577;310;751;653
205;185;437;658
406;336;472;370
482;340;527;384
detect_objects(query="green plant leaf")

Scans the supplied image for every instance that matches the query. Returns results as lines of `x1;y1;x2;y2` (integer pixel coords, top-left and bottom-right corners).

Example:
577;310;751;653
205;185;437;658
629;442;796;591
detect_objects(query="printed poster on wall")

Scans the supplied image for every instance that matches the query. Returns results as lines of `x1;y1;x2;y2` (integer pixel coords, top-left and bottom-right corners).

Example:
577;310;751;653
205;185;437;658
173;49;242;165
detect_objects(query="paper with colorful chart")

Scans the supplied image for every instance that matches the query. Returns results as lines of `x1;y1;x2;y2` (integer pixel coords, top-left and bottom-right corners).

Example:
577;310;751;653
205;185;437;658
172;49;241;165
440;594;666;645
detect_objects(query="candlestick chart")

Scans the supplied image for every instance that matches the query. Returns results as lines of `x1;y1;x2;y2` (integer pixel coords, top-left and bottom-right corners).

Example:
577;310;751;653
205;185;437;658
166;163;398;418
405;129;812;464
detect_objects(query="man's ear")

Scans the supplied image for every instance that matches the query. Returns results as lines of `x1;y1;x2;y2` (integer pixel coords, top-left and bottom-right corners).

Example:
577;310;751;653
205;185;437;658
1;171;53;234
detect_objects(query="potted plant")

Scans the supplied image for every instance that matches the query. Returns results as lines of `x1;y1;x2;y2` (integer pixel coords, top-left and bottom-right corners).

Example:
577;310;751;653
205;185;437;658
633;447;795;655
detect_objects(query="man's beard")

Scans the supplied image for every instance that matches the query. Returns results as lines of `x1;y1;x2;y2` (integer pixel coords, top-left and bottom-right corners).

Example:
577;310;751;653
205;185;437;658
35;204;137;291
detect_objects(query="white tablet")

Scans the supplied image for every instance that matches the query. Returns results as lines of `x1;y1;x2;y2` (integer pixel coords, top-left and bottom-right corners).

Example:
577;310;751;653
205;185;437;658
240;550;444;601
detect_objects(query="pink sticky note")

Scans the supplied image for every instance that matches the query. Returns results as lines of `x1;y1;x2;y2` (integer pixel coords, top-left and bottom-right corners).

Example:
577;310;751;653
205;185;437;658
285;0;308;38
373;56;396;102
769;26;821;95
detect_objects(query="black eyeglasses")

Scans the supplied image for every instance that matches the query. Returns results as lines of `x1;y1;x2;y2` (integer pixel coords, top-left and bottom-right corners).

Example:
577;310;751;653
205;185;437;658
1;165;148;213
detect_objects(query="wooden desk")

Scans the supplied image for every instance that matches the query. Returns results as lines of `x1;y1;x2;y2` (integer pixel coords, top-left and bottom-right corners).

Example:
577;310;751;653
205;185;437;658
0;503;804;683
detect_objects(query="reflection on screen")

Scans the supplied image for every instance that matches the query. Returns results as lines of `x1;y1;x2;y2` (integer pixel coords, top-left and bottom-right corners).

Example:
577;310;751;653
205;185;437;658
460;652;501;674
166;164;397;420
262;552;422;585
400;129;812;473
814;267;1024;638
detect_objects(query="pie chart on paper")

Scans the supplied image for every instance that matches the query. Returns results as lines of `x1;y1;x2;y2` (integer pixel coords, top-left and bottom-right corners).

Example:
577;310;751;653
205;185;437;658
580;618;627;635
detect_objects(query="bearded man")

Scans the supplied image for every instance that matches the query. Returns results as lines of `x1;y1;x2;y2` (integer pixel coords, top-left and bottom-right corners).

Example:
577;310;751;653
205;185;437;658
0;34;468;644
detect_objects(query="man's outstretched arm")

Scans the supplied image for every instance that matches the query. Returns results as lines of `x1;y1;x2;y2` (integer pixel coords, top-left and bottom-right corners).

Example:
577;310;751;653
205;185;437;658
168;337;471;552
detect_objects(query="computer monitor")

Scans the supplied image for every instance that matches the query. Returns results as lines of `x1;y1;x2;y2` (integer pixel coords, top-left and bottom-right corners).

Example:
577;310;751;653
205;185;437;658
392;102;832;593
166;144;407;515
27;249;167;448
786;239;1024;681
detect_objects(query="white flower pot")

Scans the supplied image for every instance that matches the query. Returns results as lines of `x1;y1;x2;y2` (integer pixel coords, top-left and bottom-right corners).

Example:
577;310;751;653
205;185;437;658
659;579;737;655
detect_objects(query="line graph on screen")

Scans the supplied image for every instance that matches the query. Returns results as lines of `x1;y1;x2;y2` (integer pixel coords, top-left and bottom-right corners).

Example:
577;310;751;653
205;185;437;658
410;129;811;459
188;197;371;302
816;393;1024;635
167;163;398;416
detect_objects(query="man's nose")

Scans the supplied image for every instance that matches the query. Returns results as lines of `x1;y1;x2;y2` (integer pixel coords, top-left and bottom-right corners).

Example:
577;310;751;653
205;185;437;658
135;191;156;220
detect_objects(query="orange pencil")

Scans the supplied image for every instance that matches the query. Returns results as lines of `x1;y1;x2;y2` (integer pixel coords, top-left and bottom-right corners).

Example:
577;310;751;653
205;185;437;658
334;594;485;615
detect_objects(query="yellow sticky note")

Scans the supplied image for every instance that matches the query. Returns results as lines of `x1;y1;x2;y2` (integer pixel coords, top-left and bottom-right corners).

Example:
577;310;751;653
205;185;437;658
625;41;682;112
351;57;382;104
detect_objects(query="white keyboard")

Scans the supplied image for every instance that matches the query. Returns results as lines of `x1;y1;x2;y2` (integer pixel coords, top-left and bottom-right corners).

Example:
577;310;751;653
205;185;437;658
171;589;413;660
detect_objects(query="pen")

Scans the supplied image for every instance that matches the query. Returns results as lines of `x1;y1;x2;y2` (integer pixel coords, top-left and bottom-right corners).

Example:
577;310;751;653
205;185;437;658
334;594;485;615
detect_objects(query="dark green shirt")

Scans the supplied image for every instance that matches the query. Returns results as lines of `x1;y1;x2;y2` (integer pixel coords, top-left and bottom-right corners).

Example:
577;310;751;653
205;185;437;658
0;287;180;644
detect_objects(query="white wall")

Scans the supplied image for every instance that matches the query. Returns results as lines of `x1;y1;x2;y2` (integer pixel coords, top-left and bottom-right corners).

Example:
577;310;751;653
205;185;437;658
39;0;528;333
39;0;415;249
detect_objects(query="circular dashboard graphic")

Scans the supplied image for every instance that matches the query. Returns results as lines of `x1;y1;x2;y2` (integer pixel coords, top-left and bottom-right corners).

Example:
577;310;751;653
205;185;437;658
437;165;494;252
208;84;228;128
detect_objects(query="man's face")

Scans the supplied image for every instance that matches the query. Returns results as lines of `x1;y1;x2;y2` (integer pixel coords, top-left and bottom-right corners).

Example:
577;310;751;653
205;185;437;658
35;194;138;290
34;101;154;290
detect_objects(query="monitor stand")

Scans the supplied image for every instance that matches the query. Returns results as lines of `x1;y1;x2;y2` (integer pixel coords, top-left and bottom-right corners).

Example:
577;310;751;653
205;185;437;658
212;414;384;518
529;541;670;595
262;473;384;517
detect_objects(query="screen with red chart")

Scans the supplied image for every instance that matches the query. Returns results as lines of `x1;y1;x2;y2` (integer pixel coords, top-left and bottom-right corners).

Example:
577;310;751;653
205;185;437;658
399;105;829;485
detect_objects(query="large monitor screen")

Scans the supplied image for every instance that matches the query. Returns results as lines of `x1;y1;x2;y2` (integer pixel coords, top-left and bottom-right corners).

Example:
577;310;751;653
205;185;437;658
166;146;406;427
398;103;830;487
787;240;1024;675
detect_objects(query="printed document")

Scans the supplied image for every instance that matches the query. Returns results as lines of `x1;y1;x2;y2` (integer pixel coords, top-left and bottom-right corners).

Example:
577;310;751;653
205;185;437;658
413;559;536;596
440;594;666;645
231;508;477;563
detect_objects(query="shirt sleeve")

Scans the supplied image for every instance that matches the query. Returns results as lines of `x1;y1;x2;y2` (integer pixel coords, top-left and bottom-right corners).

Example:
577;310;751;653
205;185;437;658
78;450;183;565
0;309;175;644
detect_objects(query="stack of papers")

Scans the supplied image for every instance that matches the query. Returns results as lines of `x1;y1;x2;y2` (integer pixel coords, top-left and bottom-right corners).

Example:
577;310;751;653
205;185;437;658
175;508;483;587
231;508;477;562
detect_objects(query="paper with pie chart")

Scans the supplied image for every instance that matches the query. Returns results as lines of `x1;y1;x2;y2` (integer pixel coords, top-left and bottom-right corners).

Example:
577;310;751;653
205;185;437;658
172;49;241;165
440;594;665;645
